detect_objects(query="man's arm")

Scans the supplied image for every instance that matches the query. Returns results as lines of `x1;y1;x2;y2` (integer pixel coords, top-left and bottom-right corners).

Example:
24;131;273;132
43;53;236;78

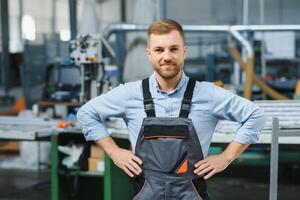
194;84;265;179
77;83;143;177
95;137;142;177
194;141;248;179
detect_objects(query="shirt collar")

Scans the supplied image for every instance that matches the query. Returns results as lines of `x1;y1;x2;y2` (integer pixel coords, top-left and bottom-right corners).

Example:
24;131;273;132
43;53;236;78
149;71;188;95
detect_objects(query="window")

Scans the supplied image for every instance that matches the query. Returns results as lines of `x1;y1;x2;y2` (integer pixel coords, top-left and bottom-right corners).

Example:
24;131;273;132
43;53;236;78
21;15;36;41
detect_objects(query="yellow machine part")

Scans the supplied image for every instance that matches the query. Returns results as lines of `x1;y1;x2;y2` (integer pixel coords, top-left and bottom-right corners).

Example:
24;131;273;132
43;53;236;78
230;46;290;100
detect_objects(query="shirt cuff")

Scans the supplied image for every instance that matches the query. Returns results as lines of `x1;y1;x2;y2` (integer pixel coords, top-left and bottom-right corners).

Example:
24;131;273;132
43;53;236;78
233;129;260;144
82;127;110;141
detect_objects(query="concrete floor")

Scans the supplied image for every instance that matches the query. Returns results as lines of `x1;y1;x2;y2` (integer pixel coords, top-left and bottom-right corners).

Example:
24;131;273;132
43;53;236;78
0;169;50;200
0;166;299;200
209;165;300;200
210;174;300;200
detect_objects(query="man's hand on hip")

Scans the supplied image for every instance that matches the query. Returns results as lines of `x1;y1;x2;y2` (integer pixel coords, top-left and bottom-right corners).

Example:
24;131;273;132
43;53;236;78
95;137;143;177
110;147;143;177
194;141;250;180
193;154;231;180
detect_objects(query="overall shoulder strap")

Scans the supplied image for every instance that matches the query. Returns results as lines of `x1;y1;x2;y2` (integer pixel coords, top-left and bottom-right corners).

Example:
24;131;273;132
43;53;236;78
179;78;196;118
142;78;156;117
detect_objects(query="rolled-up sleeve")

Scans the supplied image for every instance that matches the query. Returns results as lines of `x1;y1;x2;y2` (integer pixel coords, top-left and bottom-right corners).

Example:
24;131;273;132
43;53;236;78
77;83;129;141
211;85;265;144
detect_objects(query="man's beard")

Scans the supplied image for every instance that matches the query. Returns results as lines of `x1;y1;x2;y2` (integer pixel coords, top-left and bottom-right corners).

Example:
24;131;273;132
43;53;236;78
155;66;181;80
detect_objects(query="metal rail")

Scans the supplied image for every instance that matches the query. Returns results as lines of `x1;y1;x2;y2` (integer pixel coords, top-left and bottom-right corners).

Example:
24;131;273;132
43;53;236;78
102;23;300;84
270;118;279;200
269;117;300;200
103;23;300;59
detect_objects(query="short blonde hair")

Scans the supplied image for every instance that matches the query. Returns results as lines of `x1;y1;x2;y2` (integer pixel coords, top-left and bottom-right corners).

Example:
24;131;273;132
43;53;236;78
147;19;185;43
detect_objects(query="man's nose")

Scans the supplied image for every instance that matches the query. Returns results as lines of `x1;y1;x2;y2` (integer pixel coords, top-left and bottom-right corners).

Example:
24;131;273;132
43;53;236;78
162;51;171;62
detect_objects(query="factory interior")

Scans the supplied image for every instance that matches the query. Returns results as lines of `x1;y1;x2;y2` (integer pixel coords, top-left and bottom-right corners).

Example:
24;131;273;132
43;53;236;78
0;0;300;199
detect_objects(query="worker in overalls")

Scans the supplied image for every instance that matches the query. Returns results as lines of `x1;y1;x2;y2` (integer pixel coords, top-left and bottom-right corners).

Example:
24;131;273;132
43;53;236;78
77;19;265;199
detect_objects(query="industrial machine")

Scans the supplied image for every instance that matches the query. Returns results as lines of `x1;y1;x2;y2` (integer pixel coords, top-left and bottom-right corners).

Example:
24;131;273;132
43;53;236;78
69;34;116;103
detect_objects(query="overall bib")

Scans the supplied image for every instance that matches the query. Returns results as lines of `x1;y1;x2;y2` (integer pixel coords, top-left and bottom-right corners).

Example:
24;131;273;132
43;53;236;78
132;78;209;200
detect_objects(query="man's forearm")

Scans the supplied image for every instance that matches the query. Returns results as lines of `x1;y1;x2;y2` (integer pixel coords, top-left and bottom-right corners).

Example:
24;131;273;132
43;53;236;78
95;136;143;177
221;141;249;163
95;137;120;158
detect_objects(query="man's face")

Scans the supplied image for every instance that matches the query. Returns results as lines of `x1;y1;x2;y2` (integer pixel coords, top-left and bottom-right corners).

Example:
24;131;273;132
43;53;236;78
146;30;187;80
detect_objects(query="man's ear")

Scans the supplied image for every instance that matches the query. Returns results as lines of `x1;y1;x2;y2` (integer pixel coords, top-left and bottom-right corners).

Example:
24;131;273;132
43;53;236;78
184;45;188;59
146;47;151;61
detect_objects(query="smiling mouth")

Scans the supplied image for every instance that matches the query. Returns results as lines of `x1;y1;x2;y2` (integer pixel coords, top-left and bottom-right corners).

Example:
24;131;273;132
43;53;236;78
161;65;174;70
161;63;175;67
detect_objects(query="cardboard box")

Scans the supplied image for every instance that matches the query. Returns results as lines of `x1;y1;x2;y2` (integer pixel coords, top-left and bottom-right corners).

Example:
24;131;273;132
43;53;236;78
0;141;20;157
88;157;104;172
90;145;104;159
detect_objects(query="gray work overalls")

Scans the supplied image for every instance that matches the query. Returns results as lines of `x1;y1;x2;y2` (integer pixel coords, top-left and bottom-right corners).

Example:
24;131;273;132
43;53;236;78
132;78;209;200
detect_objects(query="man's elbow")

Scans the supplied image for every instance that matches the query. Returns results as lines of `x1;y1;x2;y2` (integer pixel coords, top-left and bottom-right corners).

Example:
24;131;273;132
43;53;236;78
254;106;266;130
76;106;87;125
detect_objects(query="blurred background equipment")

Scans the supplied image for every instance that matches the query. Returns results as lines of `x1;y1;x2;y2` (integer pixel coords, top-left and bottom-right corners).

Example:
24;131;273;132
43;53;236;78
43;62;81;103
69;34;115;103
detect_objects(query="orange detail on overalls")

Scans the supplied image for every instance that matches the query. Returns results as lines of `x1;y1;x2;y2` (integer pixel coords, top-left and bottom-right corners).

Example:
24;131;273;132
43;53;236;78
176;160;188;174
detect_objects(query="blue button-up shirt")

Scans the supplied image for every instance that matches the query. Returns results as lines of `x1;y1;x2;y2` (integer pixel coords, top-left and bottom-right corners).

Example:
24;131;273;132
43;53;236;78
77;72;265;157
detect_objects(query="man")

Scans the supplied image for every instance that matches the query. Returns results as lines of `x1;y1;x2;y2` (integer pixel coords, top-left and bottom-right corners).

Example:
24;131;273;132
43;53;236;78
77;19;265;200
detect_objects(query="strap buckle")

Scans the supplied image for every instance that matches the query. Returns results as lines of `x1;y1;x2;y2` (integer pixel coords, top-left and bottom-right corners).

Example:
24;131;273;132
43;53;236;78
144;99;154;111
182;99;191;104
181;99;191;111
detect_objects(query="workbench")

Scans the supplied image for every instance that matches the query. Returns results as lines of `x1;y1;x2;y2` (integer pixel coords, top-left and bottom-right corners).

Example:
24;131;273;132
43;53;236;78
0;116;55;141
50;130;131;200
0;116;131;200
1;100;299;143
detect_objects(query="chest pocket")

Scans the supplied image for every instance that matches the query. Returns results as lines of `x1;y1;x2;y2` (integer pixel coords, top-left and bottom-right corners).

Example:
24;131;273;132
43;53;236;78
141;124;188;173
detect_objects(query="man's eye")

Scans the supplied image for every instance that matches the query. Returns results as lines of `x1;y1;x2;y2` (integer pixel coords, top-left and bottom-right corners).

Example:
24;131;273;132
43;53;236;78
171;48;178;52
155;49;163;53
